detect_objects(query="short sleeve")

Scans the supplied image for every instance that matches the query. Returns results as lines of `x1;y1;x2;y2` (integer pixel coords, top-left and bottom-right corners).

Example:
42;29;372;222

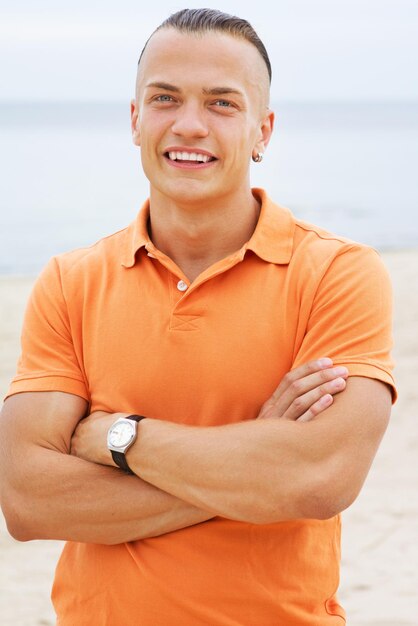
6;257;89;401
292;245;397;402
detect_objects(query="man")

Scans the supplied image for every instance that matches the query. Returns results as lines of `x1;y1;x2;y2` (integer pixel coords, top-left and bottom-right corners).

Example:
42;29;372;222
0;8;395;626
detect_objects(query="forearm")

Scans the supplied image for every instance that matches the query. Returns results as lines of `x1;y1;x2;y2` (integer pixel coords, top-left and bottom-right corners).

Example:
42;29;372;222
127;377;390;525
128;417;327;524
2;445;214;544
67;361;352;526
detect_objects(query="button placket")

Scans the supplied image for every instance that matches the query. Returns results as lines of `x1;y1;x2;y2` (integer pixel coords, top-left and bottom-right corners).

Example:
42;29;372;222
168;274;190;311
168;275;199;331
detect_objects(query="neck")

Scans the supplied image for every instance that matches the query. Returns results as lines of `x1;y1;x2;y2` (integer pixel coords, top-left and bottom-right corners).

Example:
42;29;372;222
148;188;261;282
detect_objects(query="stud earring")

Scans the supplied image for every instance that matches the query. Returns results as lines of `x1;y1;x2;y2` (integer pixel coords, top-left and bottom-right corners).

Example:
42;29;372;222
252;152;264;163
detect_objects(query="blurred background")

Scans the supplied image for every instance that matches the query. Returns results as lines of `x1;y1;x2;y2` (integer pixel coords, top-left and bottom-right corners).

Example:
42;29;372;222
0;2;417;625
0;0;417;273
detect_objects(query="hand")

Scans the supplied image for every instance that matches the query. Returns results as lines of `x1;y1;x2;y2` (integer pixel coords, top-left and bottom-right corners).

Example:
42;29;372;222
70;411;128;466
257;358;348;422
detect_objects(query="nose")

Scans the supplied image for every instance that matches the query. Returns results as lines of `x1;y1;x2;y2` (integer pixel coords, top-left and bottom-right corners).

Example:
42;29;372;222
171;102;209;138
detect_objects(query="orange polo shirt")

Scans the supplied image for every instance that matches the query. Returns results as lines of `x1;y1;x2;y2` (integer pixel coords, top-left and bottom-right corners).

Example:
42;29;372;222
8;189;396;625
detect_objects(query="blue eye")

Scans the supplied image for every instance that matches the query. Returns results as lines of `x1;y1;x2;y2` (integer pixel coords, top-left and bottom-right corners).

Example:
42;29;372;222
156;95;173;102
215;100;231;107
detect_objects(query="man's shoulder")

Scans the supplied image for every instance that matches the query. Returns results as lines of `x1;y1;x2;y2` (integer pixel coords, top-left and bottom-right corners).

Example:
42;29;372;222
290;212;377;270
34;224;133;301
53;224;130;278
278;212;389;303
263;192;373;266
266;200;384;286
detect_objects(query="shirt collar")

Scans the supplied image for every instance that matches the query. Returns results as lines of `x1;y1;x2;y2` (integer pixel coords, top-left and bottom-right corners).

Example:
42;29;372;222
121;198;152;268
121;188;295;268
245;188;295;264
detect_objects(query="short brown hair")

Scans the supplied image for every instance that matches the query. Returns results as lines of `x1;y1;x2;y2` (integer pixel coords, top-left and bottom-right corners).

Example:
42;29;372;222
138;8;272;84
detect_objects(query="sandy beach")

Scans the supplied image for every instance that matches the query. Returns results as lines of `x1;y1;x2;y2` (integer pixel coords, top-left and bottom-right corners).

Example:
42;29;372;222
0;249;417;626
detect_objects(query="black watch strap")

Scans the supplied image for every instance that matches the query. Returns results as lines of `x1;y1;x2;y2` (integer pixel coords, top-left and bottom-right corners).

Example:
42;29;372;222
111;415;146;474
111;450;133;474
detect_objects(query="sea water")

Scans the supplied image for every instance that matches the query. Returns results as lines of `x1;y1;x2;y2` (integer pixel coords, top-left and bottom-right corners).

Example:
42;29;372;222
0;100;417;274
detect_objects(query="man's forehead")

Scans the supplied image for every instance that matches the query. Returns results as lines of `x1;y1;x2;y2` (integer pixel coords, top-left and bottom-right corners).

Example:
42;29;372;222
140;27;262;65
136;28;269;101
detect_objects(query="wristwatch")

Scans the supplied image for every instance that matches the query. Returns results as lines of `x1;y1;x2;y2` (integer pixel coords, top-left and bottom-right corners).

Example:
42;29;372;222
107;414;146;474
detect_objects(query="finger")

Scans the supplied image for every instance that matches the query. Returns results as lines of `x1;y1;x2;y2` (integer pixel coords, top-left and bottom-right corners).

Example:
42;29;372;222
273;366;348;417
257;364;346;420
280;376;346;421
272;358;334;400
276;363;349;403
257;398;276;420
296;393;334;423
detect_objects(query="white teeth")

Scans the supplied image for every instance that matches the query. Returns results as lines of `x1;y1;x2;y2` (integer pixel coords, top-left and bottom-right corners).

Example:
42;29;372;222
167;151;212;162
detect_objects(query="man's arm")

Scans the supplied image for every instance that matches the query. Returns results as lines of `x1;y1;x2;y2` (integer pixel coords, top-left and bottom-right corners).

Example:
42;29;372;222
125;377;391;523
0;391;214;545
73;375;390;525
0;360;346;544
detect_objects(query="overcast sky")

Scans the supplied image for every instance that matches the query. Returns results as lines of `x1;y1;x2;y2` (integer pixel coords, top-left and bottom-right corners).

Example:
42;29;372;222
1;0;417;102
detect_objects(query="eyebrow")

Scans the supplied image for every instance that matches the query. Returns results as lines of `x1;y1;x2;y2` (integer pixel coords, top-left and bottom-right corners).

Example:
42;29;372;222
145;82;181;93
203;86;244;97
145;81;244;97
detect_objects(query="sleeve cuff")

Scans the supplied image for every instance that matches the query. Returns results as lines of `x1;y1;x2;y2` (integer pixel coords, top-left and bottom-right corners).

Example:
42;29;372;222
331;360;397;404
5;374;89;403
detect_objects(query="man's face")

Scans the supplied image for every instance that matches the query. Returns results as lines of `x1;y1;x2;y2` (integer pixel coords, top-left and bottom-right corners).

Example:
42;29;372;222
131;28;273;206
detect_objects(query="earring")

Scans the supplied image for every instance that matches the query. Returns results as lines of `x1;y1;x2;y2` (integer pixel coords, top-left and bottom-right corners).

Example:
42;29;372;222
252;152;263;163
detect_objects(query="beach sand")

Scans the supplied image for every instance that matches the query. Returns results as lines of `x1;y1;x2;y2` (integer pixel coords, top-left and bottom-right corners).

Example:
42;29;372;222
0;249;417;625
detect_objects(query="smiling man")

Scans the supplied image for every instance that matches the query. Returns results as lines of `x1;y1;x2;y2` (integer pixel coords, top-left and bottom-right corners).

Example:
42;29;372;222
0;9;396;626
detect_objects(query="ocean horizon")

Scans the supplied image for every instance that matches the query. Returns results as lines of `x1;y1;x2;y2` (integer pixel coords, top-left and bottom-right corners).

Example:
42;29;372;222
0;100;417;275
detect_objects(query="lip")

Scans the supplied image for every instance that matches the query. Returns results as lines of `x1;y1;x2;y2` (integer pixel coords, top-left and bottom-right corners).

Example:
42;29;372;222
162;146;218;169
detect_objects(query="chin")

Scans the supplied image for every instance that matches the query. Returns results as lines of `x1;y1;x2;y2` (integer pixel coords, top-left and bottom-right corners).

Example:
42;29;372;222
156;180;221;206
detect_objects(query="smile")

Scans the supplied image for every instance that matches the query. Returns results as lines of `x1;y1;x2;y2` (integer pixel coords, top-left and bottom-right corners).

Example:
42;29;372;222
168;151;215;163
163;148;218;169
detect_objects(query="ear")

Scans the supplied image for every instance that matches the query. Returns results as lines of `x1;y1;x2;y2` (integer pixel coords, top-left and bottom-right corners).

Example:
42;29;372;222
130;99;141;146
253;109;275;156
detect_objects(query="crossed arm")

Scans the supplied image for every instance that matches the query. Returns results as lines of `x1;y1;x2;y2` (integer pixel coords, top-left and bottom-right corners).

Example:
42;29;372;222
0;391;212;545
0;360;391;545
123;376;391;523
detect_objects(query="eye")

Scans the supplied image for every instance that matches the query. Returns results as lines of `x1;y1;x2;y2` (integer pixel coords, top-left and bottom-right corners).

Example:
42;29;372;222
154;94;174;102
214;99;232;107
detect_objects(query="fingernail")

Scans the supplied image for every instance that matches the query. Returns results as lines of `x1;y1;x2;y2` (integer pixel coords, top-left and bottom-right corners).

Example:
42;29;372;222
334;366;348;376
318;357;333;367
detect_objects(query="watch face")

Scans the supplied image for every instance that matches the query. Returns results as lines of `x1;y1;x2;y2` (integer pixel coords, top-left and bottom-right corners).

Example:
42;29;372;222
108;421;135;449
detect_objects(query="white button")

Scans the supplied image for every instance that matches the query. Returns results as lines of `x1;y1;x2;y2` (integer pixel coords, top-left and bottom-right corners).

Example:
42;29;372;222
177;280;188;292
